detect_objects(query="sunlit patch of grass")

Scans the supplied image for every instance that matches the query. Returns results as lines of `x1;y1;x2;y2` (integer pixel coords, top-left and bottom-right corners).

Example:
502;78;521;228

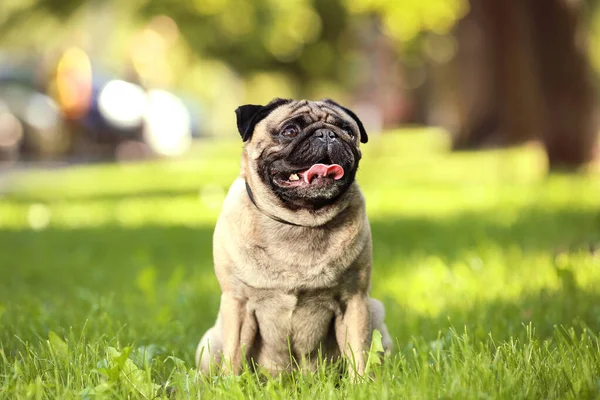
1;129;599;398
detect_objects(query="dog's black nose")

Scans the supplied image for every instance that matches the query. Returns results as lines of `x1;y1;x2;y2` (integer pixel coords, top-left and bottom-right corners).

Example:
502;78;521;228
314;129;337;142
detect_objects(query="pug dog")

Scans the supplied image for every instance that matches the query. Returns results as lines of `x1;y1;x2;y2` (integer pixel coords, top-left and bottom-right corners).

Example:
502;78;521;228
195;98;392;377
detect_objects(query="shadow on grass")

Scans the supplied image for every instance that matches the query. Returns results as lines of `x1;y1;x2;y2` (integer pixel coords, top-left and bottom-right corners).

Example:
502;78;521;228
371;207;600;271
1;205;596;293
0;205;598;363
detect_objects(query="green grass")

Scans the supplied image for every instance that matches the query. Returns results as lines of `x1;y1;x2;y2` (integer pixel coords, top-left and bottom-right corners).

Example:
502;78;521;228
1;129;599;399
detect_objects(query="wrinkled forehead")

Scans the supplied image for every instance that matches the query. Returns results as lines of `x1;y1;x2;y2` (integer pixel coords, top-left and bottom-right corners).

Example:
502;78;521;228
263;99;349;128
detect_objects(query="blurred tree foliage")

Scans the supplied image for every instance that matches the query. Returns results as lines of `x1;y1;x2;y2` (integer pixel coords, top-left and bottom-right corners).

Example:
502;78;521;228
140;0;345;82
0;0;467;85
0;0;599;169
343;0;467;42
0;0;471;133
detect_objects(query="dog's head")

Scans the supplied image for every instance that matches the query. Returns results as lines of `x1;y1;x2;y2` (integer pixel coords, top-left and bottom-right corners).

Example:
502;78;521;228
237;98;368;213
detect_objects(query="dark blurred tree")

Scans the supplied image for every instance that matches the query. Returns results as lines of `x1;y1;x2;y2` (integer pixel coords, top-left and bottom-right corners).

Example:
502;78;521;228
451;0;598;170
451;0;539;150
527;0;597;170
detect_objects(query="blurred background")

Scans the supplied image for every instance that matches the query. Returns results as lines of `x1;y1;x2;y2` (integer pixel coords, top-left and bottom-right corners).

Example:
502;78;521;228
0;0;599;168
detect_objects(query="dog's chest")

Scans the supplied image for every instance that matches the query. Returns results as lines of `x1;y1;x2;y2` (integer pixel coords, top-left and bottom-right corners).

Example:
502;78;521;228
236;225;363;290
247;288;340;357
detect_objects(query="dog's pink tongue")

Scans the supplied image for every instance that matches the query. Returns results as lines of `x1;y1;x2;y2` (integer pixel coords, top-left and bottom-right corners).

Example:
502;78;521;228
303;163;344;184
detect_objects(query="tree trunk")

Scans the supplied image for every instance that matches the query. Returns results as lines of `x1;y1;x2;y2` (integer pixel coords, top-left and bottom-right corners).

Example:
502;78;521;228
451;0;500;149
451;0;598;169
525;0;598;170
451;0;539;150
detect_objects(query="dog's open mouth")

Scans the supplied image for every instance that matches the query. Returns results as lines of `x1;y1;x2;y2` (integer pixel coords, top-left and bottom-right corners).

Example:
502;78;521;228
274;163;344;187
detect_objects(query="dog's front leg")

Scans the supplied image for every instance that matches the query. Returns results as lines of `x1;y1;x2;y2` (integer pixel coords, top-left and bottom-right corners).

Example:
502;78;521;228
335;292;370;378
220;292;257;374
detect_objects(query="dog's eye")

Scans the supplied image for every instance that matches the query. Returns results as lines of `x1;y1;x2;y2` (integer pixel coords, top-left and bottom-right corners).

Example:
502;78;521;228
281;124;299;137
342;124;354;136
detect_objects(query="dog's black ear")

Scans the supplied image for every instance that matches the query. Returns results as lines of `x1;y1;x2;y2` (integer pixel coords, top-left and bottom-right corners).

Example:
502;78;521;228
235;104;263;141
235;98;292;142
324;99;369;143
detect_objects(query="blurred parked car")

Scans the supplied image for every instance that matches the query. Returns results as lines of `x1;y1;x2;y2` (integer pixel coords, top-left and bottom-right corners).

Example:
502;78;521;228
0;56;67;162
0;50;206;164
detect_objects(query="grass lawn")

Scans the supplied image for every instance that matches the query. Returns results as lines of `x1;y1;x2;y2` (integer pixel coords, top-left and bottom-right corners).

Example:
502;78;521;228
1;129;599;399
